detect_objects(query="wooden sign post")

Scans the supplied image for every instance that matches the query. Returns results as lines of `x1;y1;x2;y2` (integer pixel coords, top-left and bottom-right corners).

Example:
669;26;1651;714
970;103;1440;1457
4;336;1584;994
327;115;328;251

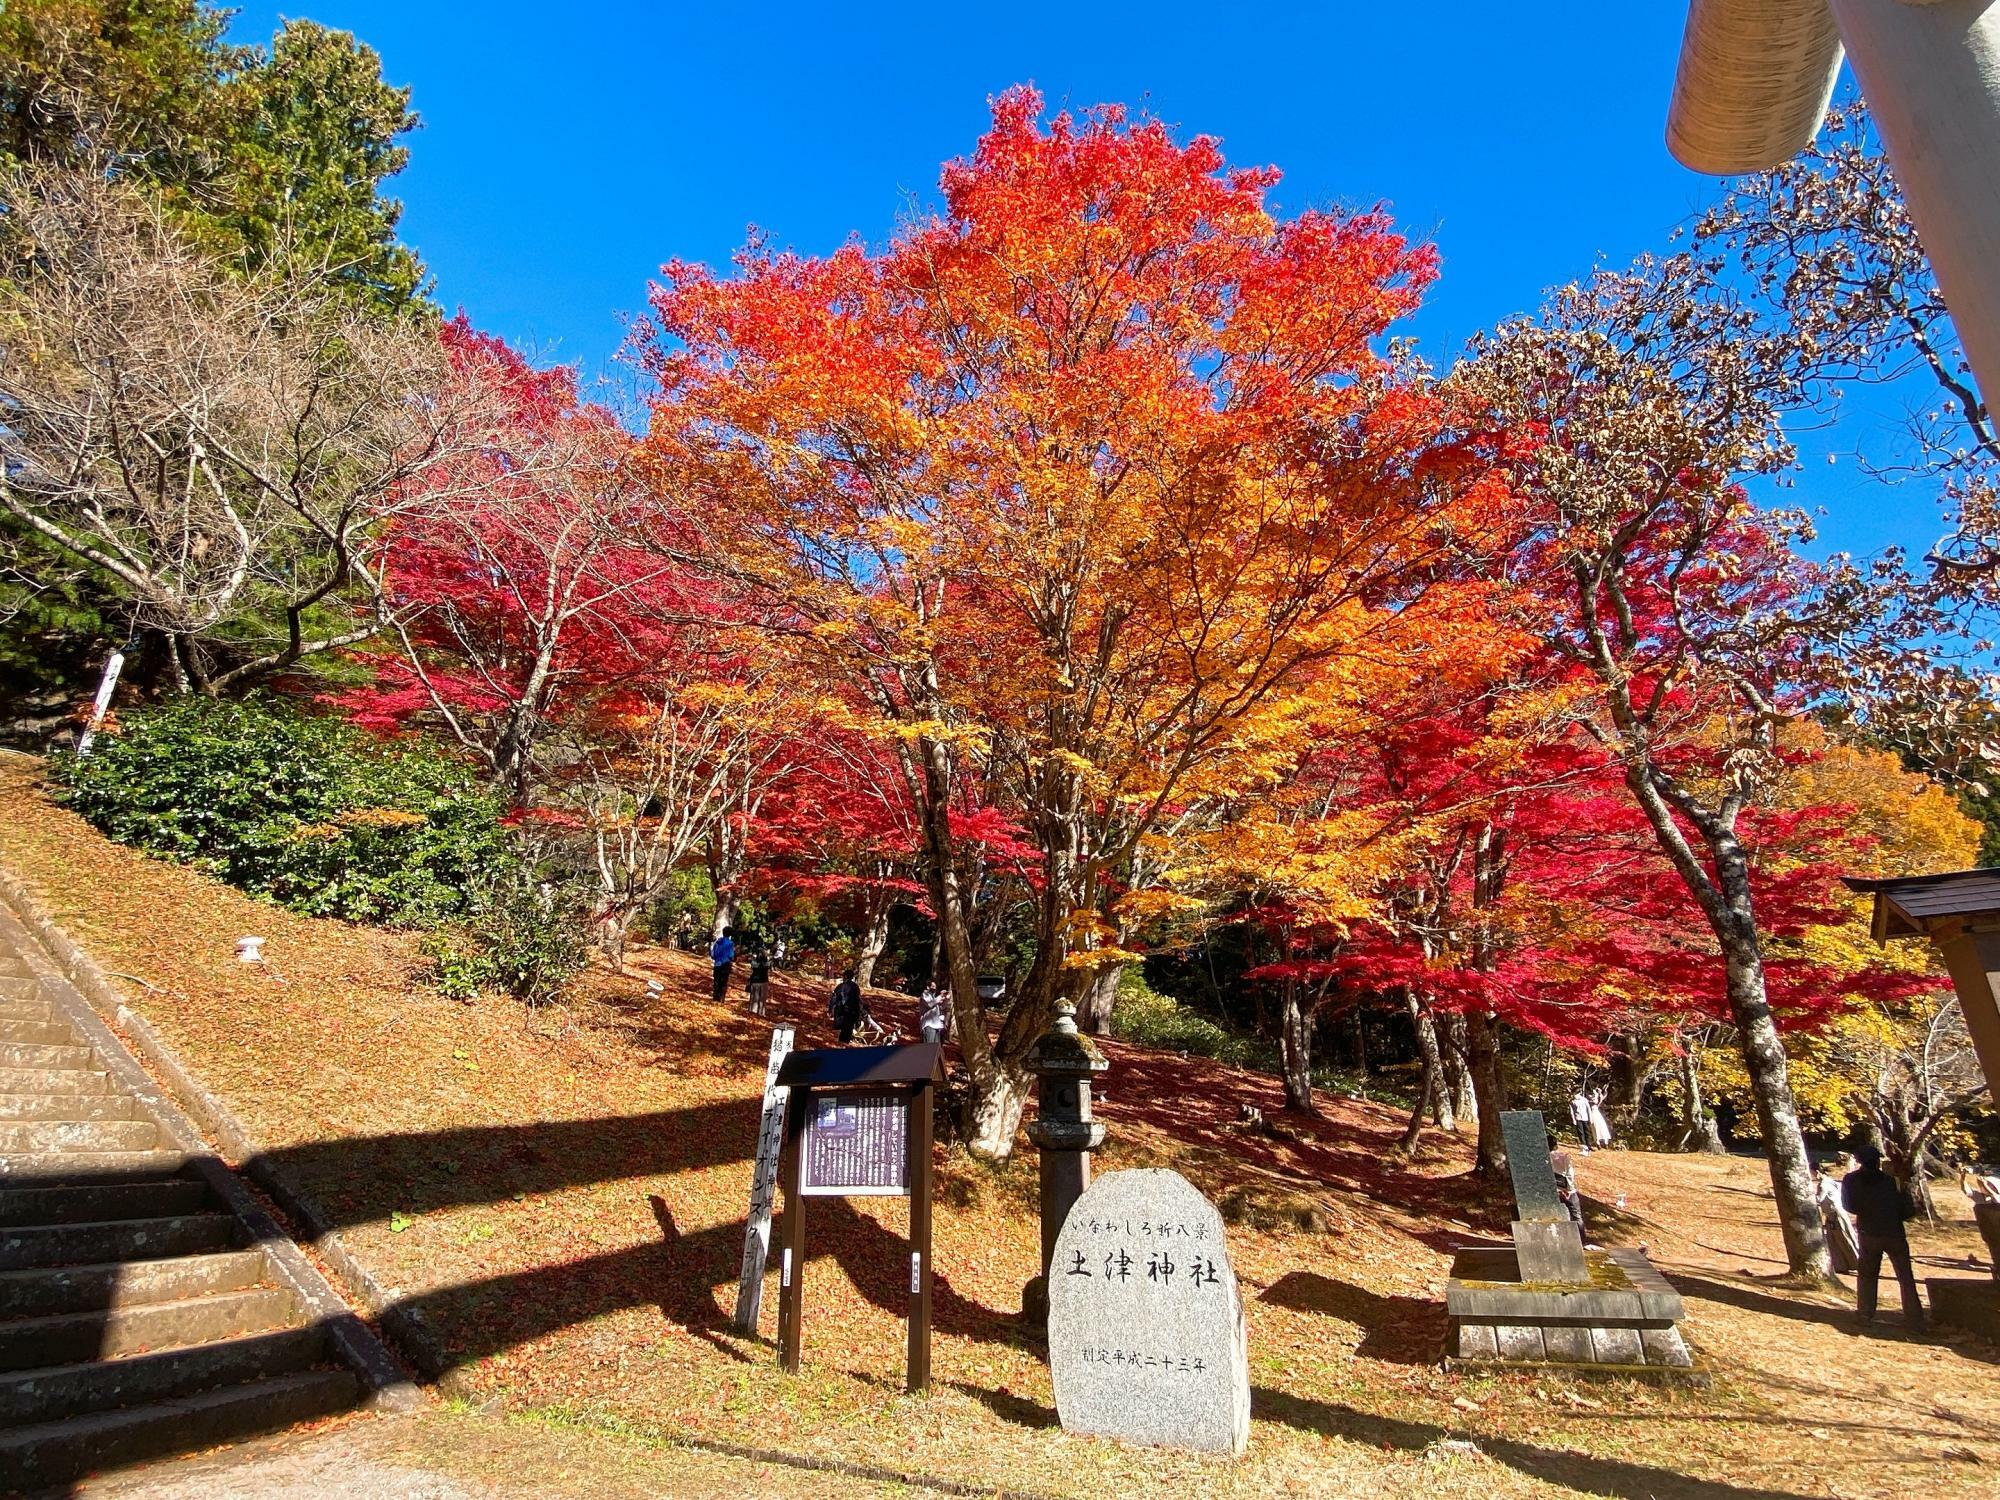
732;1025;795;1336
773;1042;942;1393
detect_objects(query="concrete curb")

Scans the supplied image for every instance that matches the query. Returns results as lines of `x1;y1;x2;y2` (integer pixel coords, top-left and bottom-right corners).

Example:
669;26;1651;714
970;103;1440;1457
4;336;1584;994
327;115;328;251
0;865;440;1406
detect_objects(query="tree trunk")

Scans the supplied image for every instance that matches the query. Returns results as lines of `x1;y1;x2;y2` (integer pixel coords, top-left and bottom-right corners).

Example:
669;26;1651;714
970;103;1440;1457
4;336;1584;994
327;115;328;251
1465;1008;1508;1177
1719;919;1831;1281
1677;1044;1724;1153
965;1064;1031;1159
1441;1014;1474;1128
852;901;893;988
1605;1028;1650;1126
1406;990;1449;1144
1279;980;1317;1114
1077;961;1123;1036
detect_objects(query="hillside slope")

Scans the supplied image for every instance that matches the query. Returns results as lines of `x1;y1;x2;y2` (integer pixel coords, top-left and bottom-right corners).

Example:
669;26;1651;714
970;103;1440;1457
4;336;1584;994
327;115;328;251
1;751;1994;1498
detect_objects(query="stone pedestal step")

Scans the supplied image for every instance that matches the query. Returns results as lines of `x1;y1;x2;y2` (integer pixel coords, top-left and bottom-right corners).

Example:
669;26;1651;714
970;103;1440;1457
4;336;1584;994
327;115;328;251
0;1018;69;1046
0;1367;360;1490
0;1065;112;1096
0;1041;94;1070
0;1248;266;1318
0;1285;295;1370
0;1091;140;1122
0;1117;159;1153
0;1211;239;1271
0;1324;331;1426
0;1176;209;1229
0;1148;194;1182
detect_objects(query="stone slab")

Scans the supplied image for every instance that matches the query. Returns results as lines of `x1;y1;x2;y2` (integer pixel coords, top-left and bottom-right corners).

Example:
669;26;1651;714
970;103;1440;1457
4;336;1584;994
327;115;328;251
1495;1324;1546;1361
1500;1110;1565;1221
1455;1321;1497;1360
1589;1325;1644;1365
1639;1325;1693;1367
1927;1278;2000;1341
1445;1246;1684;1323
1541;1324;1593;1363
1512;1218;1589;1285
1047;1168;1250;1456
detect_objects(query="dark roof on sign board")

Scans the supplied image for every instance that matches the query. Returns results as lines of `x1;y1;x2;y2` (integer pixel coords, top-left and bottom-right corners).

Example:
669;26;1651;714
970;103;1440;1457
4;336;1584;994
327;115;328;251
776;1043;944;1089
1841;867;2000;940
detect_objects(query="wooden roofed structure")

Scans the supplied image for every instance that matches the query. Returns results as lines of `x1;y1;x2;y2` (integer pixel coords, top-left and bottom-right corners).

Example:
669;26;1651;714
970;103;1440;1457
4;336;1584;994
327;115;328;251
1843;868;2000;1105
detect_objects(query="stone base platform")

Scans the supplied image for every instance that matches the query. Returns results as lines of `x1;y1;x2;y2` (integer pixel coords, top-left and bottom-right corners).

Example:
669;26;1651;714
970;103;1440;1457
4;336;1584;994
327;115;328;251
1446;1243;1703;1382
1927;1277;2000;1341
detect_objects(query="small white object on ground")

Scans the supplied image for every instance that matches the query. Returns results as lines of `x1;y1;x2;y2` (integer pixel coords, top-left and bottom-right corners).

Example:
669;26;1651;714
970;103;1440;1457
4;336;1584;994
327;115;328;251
235;935;266;963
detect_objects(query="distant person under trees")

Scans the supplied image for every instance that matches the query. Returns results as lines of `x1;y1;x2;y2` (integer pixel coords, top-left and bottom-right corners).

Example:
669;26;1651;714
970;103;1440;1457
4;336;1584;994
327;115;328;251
709;927;735;1004
1842;1145;1927;1333
829;971;863;1045
745;945;769;1016
1569;1088;1594;1151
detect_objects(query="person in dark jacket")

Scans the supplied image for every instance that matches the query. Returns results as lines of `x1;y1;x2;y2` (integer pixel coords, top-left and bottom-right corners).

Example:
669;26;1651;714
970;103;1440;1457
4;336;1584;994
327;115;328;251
829;971;863;1044
1841;1144;1927;1332
709;928;736;1004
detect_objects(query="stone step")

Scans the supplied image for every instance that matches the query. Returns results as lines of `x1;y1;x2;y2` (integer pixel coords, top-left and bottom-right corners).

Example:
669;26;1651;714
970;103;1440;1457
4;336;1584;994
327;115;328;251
0;1149;194;1183
0;1212;238;1271
0;1018;74;1047
0;1091;140;1123
0;1324;330;1426
0;1249;265;1317
0;975;39;1002
0;1041;93;1070
0;1066;111;1097
0;1117;159;1153
0;999;52;1024
0;1368;359;1490
0;1177;208;1228
0;1286;295;1369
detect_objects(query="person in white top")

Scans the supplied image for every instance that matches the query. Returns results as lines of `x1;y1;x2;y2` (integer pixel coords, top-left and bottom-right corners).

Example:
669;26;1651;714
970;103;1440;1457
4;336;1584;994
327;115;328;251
1569;1089;1594;1151
918;984;948;1045
1815;1156;1860;1274
1588;1088;1613;1149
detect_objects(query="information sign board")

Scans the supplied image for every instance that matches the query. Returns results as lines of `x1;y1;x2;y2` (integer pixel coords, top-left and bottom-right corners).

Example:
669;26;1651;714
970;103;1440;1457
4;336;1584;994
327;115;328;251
802;1092;908;1196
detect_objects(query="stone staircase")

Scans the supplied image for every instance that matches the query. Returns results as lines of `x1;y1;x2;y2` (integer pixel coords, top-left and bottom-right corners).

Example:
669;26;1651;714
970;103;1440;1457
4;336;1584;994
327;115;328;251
0;934;382;1490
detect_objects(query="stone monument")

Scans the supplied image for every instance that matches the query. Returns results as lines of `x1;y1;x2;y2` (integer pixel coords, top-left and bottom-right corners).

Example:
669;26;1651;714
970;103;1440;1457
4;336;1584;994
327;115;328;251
1046;1168;1251;1456
1021;1001;1108;1317
1444;1109;1696;1375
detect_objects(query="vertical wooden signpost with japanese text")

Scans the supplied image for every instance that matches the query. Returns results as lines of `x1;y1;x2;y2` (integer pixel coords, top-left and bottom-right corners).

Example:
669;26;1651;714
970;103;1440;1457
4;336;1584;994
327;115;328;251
732;1025;795;1335
773;1043;941;1393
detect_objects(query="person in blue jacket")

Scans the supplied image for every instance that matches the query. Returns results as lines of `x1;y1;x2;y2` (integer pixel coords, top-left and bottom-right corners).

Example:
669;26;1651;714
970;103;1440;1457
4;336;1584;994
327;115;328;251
709;927;735;1004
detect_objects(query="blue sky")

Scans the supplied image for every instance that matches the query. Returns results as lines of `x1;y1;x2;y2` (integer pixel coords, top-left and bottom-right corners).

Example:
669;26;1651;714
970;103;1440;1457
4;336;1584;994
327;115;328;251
232;2;1943;562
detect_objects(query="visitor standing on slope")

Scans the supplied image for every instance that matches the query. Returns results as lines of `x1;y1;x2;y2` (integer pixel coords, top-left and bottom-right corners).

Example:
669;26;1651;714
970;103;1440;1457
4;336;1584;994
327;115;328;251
1816;1156;1860;1275
918;982;948;1045
710;927;736;1004
1842;1144;1927;1333
1569;1087;1594;1151
829;970;864;1044
745;943;770;1015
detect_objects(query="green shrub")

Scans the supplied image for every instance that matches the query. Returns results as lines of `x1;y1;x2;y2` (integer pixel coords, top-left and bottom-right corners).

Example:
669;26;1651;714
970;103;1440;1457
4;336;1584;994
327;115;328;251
422;870;588;1007
52;696;508;925
1110;971;1265;1069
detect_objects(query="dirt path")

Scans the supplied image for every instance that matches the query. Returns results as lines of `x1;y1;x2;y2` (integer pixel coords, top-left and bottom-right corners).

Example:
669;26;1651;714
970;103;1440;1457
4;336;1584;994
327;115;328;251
74;1406;966;1499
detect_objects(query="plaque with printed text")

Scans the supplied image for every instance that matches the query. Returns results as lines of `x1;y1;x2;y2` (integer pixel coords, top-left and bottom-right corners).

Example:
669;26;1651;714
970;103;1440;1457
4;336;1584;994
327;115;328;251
801;1092;908;1196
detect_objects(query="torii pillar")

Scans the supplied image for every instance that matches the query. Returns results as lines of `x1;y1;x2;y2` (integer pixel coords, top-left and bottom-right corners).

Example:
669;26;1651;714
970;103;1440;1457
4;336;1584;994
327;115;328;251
1668;0;2000;412
1843;869;2000;1101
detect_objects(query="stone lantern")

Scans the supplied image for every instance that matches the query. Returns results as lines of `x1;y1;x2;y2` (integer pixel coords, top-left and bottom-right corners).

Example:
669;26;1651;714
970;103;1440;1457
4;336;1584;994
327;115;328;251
1021;1000;1108;1317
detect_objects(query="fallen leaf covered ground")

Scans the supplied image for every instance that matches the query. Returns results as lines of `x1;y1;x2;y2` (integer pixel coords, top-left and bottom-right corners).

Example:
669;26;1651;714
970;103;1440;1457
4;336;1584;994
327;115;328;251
3;751;1996;1498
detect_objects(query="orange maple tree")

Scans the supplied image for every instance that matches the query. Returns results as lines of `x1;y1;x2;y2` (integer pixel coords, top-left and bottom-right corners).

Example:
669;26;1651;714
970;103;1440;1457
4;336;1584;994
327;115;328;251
638;89;1507;1155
